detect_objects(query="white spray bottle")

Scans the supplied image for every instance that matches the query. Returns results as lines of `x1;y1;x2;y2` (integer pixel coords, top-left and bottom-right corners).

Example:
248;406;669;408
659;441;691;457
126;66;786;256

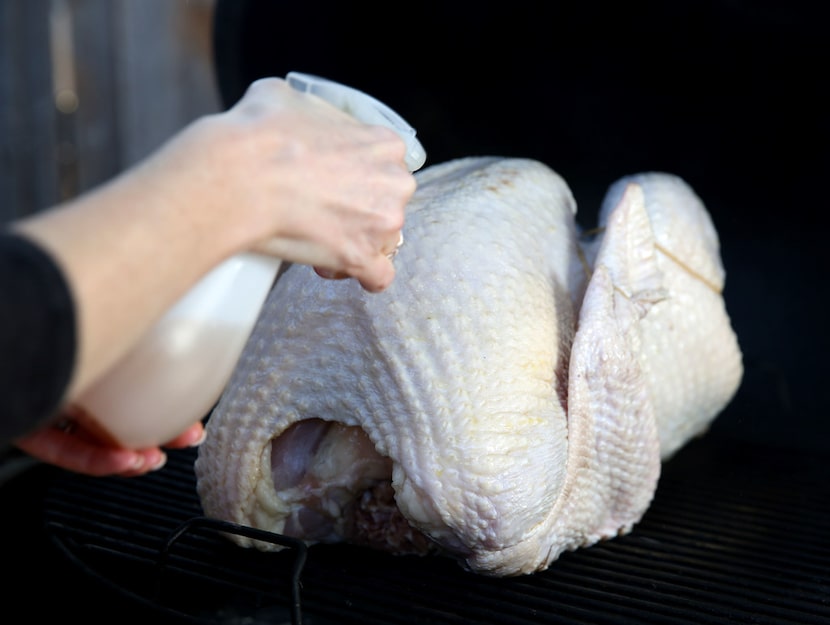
73;72;426;449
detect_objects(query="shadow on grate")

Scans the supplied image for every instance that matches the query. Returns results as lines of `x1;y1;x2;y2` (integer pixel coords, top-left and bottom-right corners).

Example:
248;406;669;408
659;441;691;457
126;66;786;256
42;437;830;625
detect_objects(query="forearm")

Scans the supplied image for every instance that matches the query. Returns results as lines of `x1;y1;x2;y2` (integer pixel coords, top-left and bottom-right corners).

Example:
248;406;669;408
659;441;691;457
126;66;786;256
13;132;242;400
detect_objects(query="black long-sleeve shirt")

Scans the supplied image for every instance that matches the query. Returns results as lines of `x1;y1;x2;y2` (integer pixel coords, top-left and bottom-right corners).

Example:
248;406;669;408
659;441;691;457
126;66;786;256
0;233;76;444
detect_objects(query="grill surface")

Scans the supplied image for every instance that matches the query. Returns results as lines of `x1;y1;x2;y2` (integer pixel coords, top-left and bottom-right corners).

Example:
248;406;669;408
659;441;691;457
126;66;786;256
37;434;830;625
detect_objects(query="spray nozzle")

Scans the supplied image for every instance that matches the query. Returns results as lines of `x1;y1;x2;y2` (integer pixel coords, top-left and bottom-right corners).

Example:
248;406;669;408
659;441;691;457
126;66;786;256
286;71;426;173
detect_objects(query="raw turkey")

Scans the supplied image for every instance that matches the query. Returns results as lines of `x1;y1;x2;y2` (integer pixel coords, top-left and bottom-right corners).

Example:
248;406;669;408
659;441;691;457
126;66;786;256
194;156;743;577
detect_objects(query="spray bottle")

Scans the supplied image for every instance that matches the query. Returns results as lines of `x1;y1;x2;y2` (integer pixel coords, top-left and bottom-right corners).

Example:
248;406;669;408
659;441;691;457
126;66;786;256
73;72;426;448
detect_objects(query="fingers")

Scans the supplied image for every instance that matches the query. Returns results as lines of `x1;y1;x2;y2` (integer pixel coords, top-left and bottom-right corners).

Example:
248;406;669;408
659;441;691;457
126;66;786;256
314;258;394;292
314;230;404;292
14;426;164;477
161;422;206;449
356;231;404;292
13;418;206;477
356;254;397;293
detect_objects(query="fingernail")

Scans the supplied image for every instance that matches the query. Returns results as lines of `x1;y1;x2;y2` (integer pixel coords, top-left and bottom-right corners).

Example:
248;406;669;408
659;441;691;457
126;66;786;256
189;428;207;447
148;452;167;472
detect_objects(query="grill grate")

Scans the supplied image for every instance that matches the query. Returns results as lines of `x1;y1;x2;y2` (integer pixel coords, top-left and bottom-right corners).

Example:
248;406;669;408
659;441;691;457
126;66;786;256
42;437;830;625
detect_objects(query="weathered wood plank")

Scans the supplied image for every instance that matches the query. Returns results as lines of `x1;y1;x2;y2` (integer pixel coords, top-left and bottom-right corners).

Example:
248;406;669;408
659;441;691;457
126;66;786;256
114;0;220;167
69;0;120;193
0;0;61;221
1;0;219;223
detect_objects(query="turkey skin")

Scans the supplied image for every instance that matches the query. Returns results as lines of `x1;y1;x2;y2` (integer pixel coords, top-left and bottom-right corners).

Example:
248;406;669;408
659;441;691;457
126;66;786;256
194;156;742;577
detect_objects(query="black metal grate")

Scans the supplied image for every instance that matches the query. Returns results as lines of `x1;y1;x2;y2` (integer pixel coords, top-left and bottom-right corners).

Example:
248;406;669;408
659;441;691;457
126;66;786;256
42;436;830;625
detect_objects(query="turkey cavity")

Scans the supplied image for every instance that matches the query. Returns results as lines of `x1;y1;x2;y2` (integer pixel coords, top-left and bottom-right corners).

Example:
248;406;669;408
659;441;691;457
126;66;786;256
270;419;437;555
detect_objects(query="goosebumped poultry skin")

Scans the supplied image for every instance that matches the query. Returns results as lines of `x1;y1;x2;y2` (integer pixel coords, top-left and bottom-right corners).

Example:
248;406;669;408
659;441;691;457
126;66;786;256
194;157;743;577
590;173;744;458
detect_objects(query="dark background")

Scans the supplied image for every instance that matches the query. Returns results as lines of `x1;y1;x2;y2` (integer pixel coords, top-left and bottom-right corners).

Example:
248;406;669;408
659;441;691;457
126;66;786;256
214;0;827;451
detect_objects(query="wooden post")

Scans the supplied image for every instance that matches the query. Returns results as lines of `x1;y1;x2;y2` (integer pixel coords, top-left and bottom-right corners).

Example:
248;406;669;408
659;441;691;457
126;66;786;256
0;0;220;223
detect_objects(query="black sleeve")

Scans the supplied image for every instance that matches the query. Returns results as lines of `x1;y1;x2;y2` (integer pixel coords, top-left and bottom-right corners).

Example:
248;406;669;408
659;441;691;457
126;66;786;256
0;232;77;444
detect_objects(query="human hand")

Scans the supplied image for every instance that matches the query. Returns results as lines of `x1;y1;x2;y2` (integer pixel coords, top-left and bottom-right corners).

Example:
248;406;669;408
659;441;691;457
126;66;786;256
146;77;417;293
13;415;205;477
